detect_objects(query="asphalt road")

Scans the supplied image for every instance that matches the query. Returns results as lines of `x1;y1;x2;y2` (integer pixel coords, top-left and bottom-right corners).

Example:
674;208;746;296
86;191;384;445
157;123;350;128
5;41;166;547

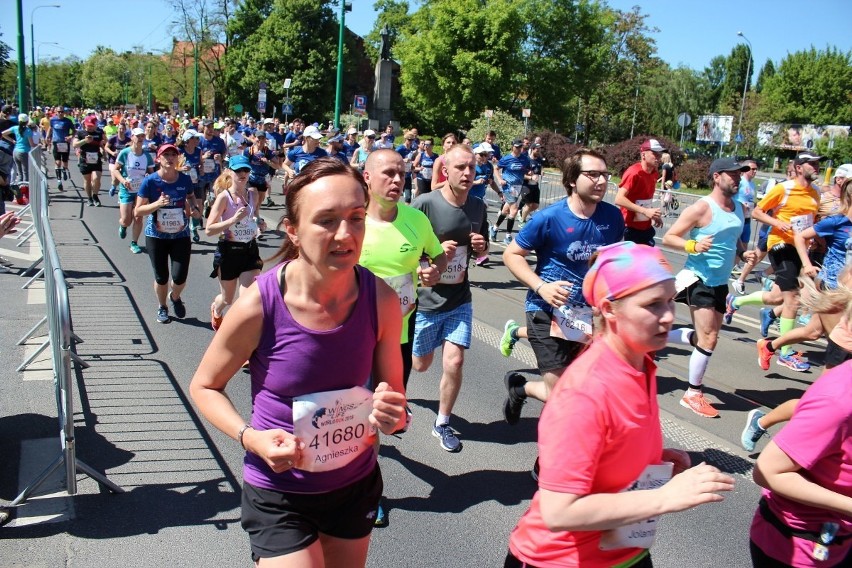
0;162;824;567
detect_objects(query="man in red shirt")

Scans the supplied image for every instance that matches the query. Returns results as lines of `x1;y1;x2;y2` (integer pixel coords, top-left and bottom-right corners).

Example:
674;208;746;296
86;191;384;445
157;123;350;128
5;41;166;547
615;138;665;245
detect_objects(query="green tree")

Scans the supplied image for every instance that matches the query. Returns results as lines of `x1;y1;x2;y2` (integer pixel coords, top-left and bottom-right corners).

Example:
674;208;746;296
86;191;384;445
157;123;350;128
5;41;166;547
225;0;343;120
80;47;129;107
641;65;714;142
759;47;852;124
35;57;84;108
466;109;526;148
519;0;612;131
395;0;526;132
702;55;727;112
755;59;774;93
720;44;752;110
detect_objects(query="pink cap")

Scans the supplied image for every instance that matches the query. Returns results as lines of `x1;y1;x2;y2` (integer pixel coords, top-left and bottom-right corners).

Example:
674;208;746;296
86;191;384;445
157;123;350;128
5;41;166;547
582;242;674;308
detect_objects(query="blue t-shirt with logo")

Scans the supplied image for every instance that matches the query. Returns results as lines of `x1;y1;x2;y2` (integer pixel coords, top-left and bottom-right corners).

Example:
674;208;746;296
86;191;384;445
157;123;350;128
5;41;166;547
287;146;328;175
417;152;436;181
50;117;75;142
199;135;227;183
244;146;275;183
343;141;358;160
470;161;494;201
813;214;852;289
515;199;625;313
181;146;202;187
736;178;756;217
497;152;530;189
137;172;193;240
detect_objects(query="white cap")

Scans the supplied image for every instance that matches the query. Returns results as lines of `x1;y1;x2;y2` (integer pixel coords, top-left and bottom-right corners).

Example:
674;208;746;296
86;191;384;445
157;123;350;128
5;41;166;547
475;142;494;154
18;113;29;123
834;163;852;180
347;127;358;135
303;125;323;139
263;118;275;125
182;129;202;142
363;129;376;138
130;127;145;137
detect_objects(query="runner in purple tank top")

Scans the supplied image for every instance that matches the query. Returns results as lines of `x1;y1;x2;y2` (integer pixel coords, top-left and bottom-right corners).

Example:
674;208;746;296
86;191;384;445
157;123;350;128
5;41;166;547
191;157;406;567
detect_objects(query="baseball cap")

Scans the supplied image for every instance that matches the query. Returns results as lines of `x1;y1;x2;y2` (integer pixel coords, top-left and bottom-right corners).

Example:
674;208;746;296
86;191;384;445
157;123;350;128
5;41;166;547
794;151;823;164
228;155;251;171
640;138;665;152
254;129;267;138
511;139;524;147
363;129;376;138
130;127;145;137
263;118;274;125
530;143;541;149
201;118;214;126
303;125;323;139
83;115;97;126
475;142;494;154
708;157;750;176
327;134;344;143
347;127;358;135
833;164;852;180
107;118;114;123
156;144;179;157
182;129;202;142
18;113;29;123
583;242;674;309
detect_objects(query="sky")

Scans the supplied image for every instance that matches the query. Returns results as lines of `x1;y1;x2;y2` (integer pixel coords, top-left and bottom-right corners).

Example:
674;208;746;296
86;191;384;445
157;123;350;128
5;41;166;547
6;0;851;73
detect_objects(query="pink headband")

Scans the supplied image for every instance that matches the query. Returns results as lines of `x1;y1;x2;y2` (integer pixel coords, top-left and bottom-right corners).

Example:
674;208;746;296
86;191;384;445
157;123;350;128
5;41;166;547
582;242;674;308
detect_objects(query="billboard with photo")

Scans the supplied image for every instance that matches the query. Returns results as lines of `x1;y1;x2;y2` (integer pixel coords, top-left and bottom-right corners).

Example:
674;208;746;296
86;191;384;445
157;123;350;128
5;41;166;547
696;115;734;143
757;123;850;151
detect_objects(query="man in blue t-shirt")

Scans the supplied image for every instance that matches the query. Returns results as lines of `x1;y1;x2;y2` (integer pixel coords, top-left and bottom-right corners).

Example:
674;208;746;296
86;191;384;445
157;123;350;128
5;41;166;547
197;118;227;232
284;125;328;178
491;139;531;244
47;107;75;186
395;131;418;203
283;117;304;151
500;148;624;431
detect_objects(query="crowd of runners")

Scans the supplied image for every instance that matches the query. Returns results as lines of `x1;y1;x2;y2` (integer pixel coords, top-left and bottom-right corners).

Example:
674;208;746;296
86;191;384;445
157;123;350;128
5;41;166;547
2;102;849;568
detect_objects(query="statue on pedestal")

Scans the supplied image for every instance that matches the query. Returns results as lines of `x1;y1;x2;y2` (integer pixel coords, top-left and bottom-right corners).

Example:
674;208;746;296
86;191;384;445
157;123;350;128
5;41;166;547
379;24;391;61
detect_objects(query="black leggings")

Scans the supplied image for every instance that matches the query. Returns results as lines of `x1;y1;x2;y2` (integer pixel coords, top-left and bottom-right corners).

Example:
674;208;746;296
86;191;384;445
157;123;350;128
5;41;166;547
146;236;191;285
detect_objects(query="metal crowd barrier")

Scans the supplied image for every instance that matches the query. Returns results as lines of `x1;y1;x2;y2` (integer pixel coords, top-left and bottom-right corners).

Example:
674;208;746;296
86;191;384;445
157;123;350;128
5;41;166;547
8;147;123;513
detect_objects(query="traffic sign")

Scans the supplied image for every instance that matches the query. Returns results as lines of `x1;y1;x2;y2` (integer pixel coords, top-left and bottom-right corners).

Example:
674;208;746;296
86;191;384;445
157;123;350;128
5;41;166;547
735;133;743;143
282;104;293;115
354;95;367;115
522;108;531;118
677;112;691;128
258;91;267;103
259;82;267;90
485;109;494;118
258;100;266;113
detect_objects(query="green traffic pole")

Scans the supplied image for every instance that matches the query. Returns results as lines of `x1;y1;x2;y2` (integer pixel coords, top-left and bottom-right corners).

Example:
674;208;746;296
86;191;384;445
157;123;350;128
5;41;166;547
334;1;345;130
16;0;27;111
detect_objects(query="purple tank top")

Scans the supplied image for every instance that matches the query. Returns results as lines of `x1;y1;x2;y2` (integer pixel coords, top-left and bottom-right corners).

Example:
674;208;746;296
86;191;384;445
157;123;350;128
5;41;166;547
244;261;379;493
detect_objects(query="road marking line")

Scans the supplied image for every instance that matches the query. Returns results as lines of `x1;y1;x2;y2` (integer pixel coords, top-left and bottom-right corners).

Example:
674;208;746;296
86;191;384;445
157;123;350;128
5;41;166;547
6;438;74;527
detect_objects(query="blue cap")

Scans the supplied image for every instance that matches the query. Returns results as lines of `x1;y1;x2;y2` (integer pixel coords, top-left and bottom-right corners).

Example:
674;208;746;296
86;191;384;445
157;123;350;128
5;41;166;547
228;155;251;171
327;134;344;143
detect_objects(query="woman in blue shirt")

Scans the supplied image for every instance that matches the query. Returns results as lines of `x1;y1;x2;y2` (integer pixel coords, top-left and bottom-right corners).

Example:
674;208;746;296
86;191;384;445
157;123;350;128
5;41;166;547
2;114;35;185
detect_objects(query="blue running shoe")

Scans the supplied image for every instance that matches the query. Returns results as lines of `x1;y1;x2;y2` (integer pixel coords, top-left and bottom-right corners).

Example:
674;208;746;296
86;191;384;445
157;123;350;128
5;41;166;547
723;293;738;325
432;423;461;452
740;409;768;452
760;307;775;338
777;351;810;372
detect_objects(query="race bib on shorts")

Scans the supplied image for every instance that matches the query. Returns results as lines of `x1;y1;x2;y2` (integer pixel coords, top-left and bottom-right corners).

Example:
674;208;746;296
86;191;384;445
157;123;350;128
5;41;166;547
231;217;257;243
128;178;143;193
203;158;215;174
790;214;814;234
157;207;186;234
292;386;376;473
633;198;654;221
504;184;522;198
383;273;416;316
55;142;68;153
599;463;673;550
441;245;468;285
674;269;700;293
188;168;198;184
85;151;99;164
421;166;433;180
550;303;593;344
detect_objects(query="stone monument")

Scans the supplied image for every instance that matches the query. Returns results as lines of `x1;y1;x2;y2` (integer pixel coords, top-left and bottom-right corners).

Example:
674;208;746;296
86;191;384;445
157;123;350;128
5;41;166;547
371;25;399;132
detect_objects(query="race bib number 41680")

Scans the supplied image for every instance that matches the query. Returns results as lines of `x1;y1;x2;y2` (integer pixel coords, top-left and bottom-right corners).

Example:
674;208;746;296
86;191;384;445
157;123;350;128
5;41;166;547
292;386;376;473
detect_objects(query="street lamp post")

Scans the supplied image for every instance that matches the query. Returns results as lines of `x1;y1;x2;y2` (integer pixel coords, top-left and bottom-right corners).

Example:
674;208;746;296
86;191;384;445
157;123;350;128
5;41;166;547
735;31;753;156
30;4;61;109
147;52;153;113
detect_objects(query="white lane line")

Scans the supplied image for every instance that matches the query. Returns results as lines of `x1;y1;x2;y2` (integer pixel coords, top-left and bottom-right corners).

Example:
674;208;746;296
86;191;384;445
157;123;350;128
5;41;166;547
6;438;75;527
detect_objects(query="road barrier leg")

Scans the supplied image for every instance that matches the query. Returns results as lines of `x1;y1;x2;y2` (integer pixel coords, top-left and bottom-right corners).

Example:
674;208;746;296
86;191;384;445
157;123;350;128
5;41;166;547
17;316;47;345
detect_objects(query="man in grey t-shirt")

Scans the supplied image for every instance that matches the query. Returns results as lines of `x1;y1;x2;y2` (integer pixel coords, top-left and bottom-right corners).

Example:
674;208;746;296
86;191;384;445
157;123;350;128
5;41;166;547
411;145;489;453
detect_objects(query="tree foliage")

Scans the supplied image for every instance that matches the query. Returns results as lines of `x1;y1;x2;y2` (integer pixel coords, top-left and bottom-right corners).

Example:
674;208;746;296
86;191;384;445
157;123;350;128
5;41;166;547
755;59;774;93
365;0;411;64
395;0;525;133
759;47;852;124
466;109;526;149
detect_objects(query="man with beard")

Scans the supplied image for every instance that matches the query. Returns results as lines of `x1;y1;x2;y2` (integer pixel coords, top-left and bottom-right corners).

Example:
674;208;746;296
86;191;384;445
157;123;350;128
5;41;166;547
724;152;823;372
615;138;665;245
664;158;755;418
